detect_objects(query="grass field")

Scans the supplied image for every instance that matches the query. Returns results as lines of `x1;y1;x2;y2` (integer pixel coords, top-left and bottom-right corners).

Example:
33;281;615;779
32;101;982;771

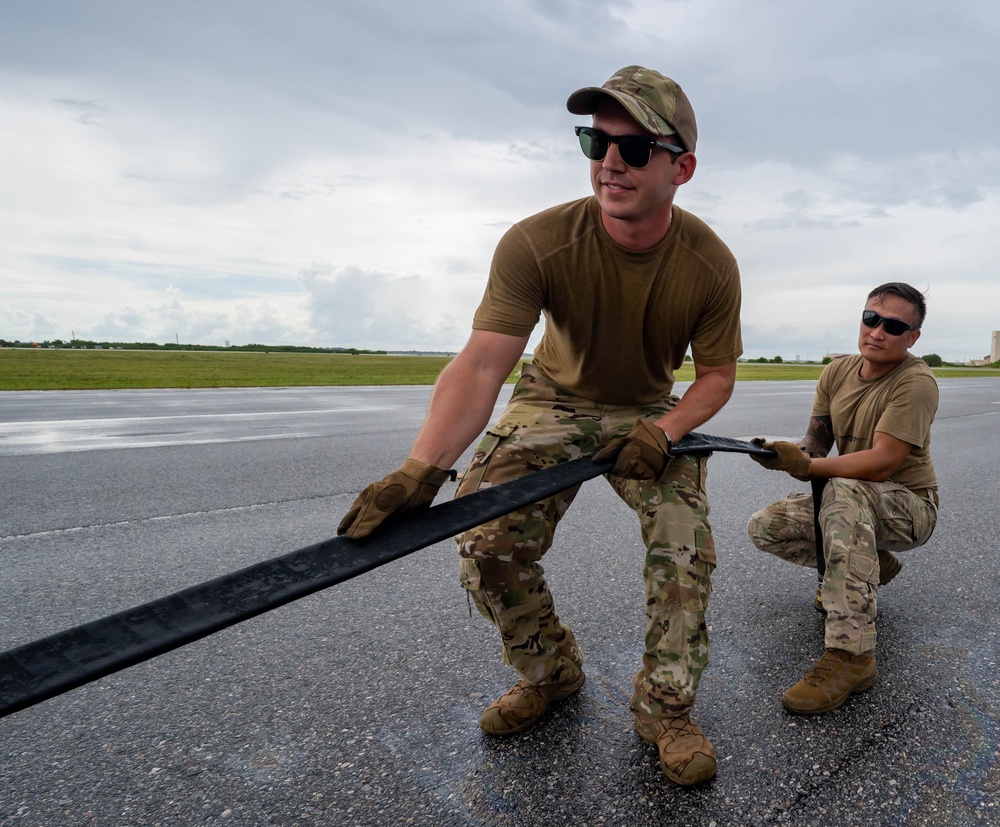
1;348;997;391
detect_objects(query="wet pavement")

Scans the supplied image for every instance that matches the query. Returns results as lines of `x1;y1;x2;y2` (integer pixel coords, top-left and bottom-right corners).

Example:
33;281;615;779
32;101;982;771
1;380;997;826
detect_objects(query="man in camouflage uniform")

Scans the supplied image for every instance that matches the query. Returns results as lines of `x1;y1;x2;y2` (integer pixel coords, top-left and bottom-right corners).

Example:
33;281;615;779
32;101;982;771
747;282;938;714
339;66;742;785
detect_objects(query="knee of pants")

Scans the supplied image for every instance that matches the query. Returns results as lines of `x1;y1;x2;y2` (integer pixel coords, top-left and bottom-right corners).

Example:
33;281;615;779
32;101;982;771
746;509;768;549
746;492;814;550
645;543;715;610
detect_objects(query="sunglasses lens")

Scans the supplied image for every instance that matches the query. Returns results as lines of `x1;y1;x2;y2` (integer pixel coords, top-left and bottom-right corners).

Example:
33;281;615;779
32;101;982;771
862;310;911;336
617;136;652;168
576;128;653;168
578;128;607;161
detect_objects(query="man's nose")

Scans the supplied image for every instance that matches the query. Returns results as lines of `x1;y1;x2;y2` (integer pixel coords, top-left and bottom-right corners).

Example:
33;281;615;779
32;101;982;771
602;141;627;171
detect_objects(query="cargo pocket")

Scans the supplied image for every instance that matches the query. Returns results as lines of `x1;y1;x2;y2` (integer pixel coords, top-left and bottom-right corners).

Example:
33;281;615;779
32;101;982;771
848;524;879;586
458;557;498;624
456;421;519;498
458;555;481;591
695;527;717;570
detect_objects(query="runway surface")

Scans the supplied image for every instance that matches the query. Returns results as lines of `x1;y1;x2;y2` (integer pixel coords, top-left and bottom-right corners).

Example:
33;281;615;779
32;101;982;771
1;379;997;826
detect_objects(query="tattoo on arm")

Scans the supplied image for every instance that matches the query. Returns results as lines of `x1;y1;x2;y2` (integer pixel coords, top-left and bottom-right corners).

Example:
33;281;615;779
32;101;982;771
799;415;834;457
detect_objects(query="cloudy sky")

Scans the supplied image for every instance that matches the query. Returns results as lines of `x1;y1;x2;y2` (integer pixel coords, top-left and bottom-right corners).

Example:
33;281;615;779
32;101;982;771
2;0;998;361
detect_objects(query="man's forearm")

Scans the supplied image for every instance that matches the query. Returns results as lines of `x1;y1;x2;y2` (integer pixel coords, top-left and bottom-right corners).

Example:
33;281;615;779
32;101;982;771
409;360;506;470
800;415;834;458
655;366;735;442
404;330;529;470
808;452;893;482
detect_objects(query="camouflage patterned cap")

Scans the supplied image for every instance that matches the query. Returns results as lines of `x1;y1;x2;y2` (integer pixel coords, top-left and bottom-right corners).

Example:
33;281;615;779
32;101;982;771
566;65;697;152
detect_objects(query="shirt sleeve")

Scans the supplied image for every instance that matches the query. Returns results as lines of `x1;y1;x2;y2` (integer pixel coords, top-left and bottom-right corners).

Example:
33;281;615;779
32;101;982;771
688;263;743;366
874;373;939;448
811;361;835;418
471;224;544;337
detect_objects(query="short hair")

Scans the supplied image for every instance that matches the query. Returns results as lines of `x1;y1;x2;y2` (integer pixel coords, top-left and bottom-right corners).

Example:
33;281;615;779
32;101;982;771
868;282;927;328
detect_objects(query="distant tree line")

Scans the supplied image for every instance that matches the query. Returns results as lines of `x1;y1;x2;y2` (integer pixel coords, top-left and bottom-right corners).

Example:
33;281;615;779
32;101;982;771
741;353;957;367
2;339;991;368
0;338;387;355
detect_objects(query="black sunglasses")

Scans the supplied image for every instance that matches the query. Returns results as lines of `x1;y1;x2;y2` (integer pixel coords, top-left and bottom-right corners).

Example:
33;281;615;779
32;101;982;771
861;310;919;336
575;126;685;169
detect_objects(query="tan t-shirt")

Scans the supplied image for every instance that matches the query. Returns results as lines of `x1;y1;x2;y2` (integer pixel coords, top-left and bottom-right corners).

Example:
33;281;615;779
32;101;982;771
812;353;938;491
472;197;742;405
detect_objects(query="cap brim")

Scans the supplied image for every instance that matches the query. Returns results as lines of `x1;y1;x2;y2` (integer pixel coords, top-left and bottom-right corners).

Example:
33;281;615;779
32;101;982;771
566;87;608;115
566;87;674;136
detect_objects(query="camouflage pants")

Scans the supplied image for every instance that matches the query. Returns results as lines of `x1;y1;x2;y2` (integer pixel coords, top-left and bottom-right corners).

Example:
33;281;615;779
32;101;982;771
456;363;716;718
746;478;938;653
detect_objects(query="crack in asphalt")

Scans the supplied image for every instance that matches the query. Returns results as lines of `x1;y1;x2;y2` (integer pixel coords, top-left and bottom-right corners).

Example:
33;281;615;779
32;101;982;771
0;492;348;543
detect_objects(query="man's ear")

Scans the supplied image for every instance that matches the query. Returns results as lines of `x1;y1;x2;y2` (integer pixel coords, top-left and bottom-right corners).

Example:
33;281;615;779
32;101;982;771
907;329;921;349
672;153;697;186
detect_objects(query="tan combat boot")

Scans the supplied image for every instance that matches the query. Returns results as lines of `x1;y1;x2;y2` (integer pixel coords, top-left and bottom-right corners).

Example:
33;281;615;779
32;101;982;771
782;648;876;715
634;712;717;785
479;671;585;735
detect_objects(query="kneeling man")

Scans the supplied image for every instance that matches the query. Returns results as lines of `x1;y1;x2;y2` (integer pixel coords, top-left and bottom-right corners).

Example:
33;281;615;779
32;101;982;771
747;282;939;714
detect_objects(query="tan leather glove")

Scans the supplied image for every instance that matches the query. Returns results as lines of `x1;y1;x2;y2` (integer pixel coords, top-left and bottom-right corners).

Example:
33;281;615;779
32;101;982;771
750;440;812;481
338;459;454;539
593;419;673;480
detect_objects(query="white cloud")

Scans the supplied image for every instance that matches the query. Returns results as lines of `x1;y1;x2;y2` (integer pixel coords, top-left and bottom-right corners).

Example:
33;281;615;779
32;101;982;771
1;0;998;361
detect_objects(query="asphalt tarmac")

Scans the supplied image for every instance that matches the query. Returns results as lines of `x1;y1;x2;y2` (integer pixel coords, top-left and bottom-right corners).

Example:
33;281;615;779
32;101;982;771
0;379;997;826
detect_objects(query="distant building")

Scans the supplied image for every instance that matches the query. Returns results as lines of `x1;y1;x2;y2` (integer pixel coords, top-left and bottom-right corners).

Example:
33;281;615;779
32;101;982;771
992;331;1000;364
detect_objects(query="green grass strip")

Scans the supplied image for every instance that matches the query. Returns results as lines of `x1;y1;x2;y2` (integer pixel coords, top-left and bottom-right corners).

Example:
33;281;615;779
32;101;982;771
0;349;996;391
